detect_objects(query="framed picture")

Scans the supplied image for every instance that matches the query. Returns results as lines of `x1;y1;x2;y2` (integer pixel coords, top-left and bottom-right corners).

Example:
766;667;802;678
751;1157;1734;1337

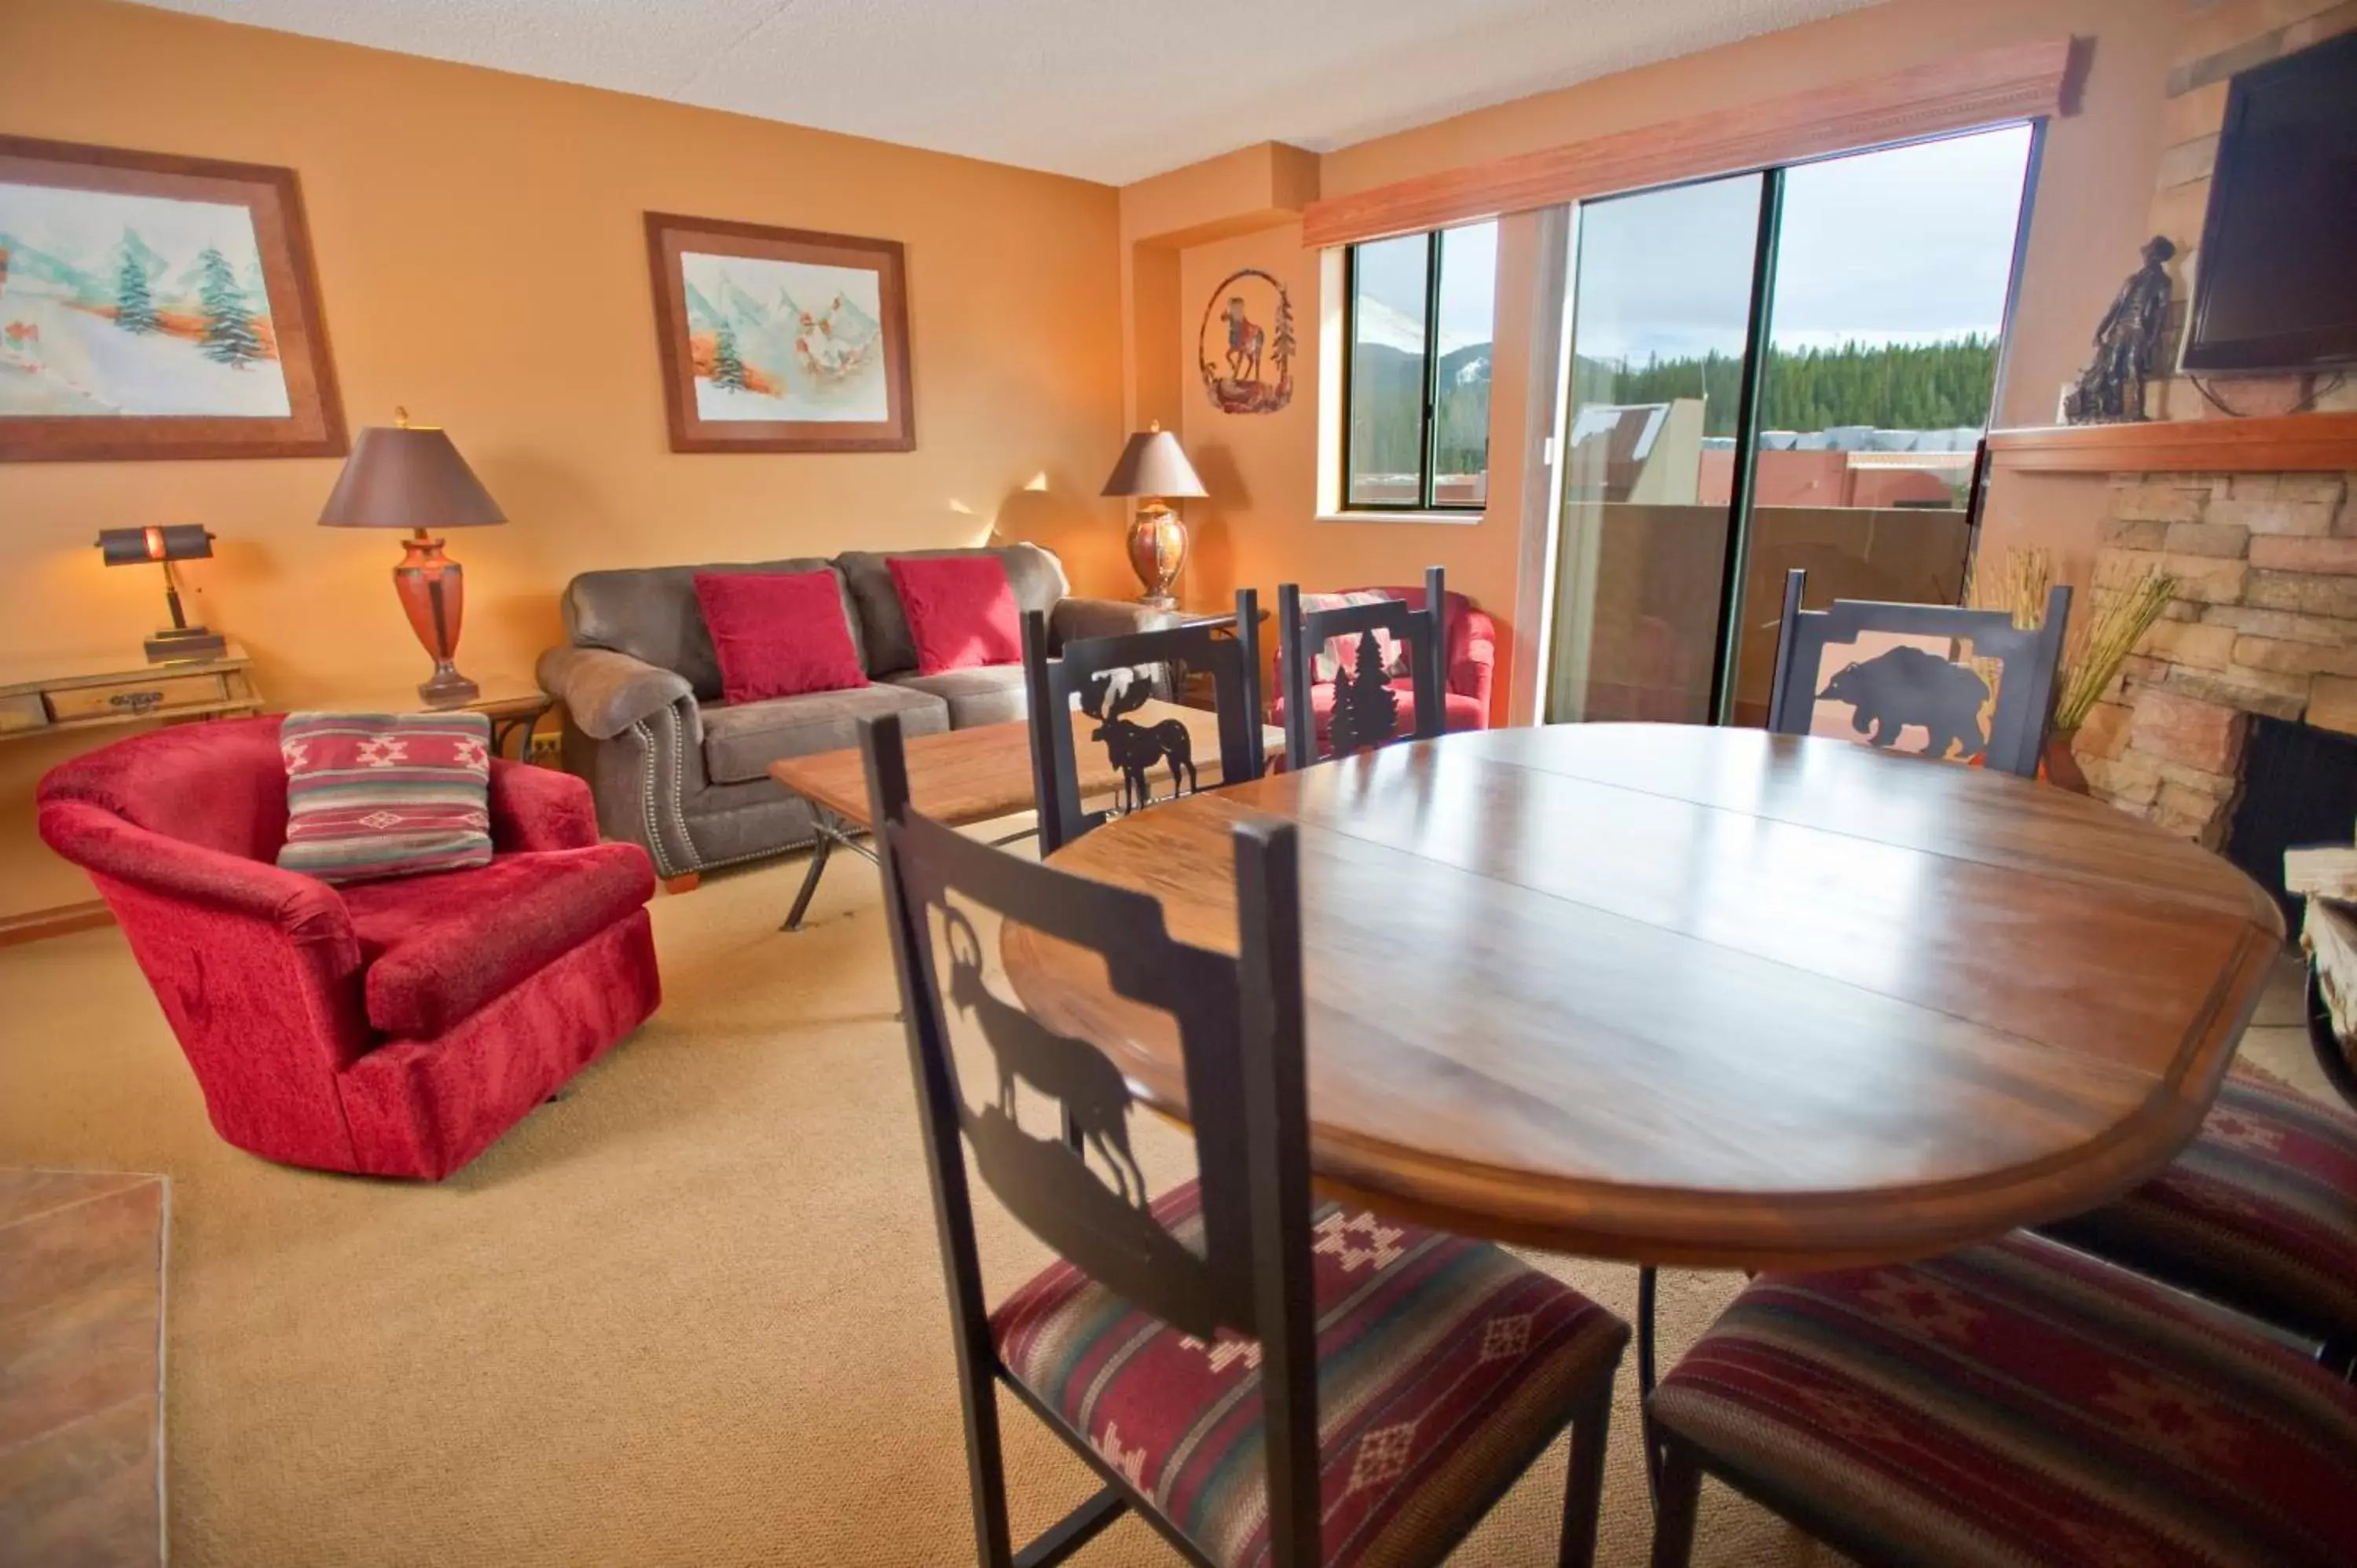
645;211;914;454
0;136;346;463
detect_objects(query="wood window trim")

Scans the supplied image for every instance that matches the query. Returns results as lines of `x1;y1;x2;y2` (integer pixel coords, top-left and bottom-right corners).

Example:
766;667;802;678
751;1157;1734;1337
1300;38;2078;251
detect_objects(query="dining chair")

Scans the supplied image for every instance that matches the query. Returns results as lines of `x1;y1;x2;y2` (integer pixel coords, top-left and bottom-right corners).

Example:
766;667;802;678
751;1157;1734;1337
1765;566;2072;778
1277;566;1448;765
1020;590;1265;855
857;712;1630;1568
1647;1231;2357;1566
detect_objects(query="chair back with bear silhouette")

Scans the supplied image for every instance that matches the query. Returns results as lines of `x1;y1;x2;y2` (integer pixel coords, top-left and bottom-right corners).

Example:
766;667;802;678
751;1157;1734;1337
1766;567;2072;779
1277;566;1448;766
856;711;1324;1565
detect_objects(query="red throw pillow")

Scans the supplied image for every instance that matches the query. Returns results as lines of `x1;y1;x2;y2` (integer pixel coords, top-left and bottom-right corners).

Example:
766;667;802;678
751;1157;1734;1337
694;570;867;703
888;555;1022;676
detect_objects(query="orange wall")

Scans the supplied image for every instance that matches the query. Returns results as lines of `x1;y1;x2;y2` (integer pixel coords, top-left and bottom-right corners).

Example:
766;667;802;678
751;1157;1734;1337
0;0;1125;918
1130;0;2185;720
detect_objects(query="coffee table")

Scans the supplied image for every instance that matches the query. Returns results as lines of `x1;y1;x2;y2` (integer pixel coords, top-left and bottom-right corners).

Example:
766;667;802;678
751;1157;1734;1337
767;698;1284;930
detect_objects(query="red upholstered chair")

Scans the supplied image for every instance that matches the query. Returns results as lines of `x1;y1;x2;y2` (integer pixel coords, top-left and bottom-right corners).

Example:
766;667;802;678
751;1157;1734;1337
1270;581;1495;745
38;716;662;1180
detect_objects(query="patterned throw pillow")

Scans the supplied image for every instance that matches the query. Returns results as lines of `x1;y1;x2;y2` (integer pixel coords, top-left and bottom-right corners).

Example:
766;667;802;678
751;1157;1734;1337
1300;591;1405;683
277;712;494;885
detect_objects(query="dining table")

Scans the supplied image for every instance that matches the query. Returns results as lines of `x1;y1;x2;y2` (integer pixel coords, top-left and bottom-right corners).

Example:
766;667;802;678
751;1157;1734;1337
997;721;2286;1485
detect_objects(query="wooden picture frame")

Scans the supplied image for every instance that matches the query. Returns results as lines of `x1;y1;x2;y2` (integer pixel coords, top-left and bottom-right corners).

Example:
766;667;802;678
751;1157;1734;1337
0;136;346;463
644;211;915;454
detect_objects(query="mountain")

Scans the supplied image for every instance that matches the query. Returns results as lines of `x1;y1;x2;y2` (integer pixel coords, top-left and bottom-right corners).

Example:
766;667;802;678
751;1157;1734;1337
0;233;104;303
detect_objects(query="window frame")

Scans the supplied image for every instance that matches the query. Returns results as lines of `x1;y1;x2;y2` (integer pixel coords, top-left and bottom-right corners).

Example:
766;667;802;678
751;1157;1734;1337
1340;227;1487;515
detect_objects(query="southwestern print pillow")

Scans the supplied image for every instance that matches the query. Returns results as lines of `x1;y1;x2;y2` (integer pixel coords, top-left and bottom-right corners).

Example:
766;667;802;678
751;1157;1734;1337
277;712;494;885
1300;591;1405;683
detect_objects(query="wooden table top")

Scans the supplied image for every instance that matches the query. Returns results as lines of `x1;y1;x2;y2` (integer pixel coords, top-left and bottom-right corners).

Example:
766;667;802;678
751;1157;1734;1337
769;698;1286;831
999;724;2286;1271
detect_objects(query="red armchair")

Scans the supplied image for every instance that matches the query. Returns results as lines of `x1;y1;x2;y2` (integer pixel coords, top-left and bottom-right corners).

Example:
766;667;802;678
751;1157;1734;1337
37;716;661;1180
1271;583;1497;744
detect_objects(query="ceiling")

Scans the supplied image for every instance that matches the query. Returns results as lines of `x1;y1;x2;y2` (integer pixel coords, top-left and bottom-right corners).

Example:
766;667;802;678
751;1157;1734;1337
134;0;1883;185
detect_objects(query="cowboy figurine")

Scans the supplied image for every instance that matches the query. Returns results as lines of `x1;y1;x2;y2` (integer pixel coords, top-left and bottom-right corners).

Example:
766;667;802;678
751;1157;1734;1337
2066;236;2176;424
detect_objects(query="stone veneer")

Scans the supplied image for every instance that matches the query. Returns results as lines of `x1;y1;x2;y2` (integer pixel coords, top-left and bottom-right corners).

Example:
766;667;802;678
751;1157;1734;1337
2074;471;2357;848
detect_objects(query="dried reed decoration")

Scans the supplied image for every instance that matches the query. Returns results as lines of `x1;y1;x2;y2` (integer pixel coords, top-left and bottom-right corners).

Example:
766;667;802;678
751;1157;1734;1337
1968;545;2176;731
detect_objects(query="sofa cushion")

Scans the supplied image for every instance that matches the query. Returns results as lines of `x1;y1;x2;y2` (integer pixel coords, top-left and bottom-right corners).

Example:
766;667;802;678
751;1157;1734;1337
889;555;1022;675
343;844;655;1039
701;682;949;785
837;544;1068;676
693;570;867;703
277;713;494;885
563;558;861;699
885;666;1028;729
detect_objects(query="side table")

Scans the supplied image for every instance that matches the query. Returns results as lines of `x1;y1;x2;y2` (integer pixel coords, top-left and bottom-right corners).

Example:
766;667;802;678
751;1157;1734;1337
334;680;554;761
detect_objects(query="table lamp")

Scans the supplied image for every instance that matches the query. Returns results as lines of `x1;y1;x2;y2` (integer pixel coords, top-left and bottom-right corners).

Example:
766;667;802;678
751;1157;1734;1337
317;408;506;706
95;525;226;664
1101;422;1208;608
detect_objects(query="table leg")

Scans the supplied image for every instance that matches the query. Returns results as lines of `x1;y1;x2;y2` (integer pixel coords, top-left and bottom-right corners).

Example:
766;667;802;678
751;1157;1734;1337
1637;1265;1662;1512
782;830;835;932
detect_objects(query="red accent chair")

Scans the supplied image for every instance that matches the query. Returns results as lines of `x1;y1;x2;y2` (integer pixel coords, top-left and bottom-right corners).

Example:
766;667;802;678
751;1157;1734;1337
1270;583;1496;744
38;716;662;1180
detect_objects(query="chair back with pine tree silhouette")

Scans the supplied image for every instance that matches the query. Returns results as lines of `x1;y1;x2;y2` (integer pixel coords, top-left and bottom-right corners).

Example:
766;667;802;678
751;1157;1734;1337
1277;566;1447;765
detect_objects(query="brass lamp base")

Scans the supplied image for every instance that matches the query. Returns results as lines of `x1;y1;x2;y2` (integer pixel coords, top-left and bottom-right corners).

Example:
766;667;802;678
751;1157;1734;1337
1127;500;1188;609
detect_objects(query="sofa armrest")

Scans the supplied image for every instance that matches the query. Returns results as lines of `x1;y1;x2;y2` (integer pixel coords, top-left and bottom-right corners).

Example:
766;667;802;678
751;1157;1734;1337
537;645;695;742
1050;597;1185;648
488;758;599;852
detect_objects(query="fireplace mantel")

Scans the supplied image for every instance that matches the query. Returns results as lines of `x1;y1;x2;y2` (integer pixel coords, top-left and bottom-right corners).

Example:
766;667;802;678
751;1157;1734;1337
1986;412;2357;474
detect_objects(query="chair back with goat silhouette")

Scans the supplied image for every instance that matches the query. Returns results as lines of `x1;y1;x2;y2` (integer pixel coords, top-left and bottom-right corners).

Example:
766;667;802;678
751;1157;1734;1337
1021;591;1264;854
1277;566;1447;765
859;712;1323;1564
1766;567;2072;779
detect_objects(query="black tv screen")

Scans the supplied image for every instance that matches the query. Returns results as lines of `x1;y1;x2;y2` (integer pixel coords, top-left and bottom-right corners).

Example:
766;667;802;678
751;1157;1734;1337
2183;31;2357;372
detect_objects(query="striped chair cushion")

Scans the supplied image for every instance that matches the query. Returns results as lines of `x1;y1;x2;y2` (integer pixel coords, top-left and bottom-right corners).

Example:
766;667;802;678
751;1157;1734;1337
277;712;494;885
992;1181;1626;1568
2040;1073;2357;1350
1652;1232;2357;1567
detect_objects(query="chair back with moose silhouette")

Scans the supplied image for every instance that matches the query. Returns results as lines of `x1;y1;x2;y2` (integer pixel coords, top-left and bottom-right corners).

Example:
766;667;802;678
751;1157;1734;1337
1277;566;1447;765
858;711;1325;1564
1021;591;1265;855
1766;567;2072;779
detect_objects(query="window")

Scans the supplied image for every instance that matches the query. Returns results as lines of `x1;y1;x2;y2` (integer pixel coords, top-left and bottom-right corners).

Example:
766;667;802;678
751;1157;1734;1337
1343;221;1497;511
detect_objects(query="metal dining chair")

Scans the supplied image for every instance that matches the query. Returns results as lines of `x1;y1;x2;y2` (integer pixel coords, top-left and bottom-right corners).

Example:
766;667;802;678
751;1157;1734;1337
857;712;1630;1568
1276;566;1449;765
1020;589;1266;855
1765;566;2072;778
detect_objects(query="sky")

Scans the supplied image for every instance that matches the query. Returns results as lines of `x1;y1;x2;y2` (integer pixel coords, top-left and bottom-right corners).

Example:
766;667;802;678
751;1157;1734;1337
1354;123;2036;365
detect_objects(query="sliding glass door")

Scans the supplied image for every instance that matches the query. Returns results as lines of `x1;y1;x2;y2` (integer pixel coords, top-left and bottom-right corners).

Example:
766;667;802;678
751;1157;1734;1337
1544;124;2038;727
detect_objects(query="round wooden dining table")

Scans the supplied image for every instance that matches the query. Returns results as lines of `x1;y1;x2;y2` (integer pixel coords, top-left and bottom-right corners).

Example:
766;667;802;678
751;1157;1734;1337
999;723;2286;1275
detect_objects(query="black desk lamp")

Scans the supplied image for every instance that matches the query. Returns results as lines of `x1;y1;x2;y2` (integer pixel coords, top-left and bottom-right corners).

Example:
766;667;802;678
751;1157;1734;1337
96;526;226;663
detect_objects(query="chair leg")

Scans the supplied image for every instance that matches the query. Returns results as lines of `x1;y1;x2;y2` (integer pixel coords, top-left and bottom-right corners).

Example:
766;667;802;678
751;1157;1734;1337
1555;1383;1614;1568
1648;1439;1703;1568
1637;1265;1663;1508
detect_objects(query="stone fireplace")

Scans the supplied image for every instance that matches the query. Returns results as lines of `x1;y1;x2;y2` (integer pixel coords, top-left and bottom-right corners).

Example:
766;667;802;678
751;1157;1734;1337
2075;469;2357;849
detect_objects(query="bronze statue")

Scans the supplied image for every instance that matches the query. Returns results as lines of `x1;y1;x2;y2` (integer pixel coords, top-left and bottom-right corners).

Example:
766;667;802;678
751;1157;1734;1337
2066;236;2176;424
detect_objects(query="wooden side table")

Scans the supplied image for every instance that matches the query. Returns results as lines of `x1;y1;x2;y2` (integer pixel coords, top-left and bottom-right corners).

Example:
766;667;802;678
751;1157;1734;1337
332;679;554;760
0;646;262;742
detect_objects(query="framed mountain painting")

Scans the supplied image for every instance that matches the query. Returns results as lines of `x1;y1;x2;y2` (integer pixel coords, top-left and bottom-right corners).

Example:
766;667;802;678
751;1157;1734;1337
0;136;346;462
645;212;915;453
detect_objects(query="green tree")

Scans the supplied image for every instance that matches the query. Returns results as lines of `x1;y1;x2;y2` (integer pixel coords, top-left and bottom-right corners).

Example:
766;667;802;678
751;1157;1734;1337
712;322;748;391
114;240;157;335
196;247;261;368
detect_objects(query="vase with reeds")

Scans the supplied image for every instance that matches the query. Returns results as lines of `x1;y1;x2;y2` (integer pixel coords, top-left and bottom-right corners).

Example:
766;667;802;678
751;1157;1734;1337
1970;546;2176;794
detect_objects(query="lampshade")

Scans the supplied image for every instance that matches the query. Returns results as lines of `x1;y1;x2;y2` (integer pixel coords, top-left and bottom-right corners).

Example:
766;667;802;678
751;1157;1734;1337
317;425;506;531
97;525;214;566
1100;426;1208;500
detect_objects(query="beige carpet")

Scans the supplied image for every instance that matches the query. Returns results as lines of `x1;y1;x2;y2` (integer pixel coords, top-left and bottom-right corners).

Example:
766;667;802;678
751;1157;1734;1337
0;848;2321;1567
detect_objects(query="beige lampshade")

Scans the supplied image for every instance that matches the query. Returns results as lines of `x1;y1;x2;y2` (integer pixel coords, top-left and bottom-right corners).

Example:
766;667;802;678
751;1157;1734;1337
1100;427;1208;500
318;425;507;530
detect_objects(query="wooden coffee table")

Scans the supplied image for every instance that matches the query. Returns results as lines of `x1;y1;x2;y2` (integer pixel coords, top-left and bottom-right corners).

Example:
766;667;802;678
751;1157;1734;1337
767;699;1283;931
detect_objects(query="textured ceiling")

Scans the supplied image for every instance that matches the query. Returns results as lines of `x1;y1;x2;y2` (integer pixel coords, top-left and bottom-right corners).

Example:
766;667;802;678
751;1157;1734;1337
131;0;1883;185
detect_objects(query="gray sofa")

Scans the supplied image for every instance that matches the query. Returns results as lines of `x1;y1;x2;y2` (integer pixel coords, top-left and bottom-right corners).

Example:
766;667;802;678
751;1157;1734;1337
536;544;1171;881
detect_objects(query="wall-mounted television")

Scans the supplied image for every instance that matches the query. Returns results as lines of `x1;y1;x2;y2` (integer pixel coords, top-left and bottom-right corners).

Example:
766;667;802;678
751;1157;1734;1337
2182;30;2357;372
